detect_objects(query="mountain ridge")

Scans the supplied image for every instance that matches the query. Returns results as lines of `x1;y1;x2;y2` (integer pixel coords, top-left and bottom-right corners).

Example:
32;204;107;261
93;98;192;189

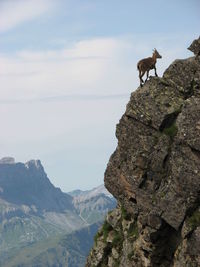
0;157;116;266
0;157;74;213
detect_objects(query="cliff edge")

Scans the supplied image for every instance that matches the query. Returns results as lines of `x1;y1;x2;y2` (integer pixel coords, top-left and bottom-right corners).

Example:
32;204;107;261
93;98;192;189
86;37;200;267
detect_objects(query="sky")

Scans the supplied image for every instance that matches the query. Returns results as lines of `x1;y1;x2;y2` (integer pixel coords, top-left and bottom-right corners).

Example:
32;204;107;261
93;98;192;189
0;0;199;192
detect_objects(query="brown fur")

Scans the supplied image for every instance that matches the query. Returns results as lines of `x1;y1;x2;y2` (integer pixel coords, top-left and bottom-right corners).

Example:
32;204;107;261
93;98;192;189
137;49;162;87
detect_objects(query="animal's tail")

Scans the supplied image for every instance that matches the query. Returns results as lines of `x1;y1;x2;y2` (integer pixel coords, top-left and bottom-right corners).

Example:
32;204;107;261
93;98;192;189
137;62;140;71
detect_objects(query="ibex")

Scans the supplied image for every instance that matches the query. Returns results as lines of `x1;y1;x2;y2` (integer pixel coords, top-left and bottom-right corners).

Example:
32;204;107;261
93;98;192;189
188;36;200;58
137;49;162;87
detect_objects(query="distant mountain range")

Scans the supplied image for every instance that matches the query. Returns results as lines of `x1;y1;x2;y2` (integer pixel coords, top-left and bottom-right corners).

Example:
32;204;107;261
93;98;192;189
68;184;113;198
69;184;115;224
0;157;116;267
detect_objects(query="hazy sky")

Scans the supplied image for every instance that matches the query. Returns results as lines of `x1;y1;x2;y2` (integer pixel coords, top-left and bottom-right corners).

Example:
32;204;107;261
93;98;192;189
0;0;199;192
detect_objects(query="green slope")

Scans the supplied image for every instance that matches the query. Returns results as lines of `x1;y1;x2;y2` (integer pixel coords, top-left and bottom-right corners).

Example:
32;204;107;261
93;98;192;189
3;222;101;267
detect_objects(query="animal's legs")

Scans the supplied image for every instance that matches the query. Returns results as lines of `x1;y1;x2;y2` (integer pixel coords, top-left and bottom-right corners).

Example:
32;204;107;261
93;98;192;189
140;71;145;87
138;70;143;87
154;67;158;77
139;70;145;81
145;70;149;82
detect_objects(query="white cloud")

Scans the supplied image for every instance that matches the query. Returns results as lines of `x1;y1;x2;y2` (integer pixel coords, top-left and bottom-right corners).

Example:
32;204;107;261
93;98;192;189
0;0;54;33
0;37;136;100
0;35;192;102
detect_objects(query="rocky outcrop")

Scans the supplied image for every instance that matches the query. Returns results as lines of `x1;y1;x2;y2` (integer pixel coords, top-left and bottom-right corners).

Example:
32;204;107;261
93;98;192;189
86;39;200;266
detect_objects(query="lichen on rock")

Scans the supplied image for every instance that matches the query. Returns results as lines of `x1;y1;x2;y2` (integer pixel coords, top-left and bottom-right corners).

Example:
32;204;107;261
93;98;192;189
86;38;200;267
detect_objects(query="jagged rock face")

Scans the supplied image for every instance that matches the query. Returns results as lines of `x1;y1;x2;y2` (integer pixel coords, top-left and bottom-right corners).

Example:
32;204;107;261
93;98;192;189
86;39;200;266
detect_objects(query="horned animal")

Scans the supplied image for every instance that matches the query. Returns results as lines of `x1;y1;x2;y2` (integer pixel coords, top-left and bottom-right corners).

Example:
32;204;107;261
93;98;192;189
188;36;200;58
137;49;162;87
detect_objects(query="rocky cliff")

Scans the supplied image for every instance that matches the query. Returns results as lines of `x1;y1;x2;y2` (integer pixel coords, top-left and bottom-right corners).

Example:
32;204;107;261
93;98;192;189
86;37;200;267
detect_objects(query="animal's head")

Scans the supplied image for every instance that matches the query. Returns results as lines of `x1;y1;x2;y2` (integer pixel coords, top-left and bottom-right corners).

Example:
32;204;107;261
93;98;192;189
188;36;200;56
153;48;162;59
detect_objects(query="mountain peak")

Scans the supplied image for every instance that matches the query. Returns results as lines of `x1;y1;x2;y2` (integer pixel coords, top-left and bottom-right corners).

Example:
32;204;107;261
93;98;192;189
25;159;43;170
0;158;74;212
0;157;15;164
